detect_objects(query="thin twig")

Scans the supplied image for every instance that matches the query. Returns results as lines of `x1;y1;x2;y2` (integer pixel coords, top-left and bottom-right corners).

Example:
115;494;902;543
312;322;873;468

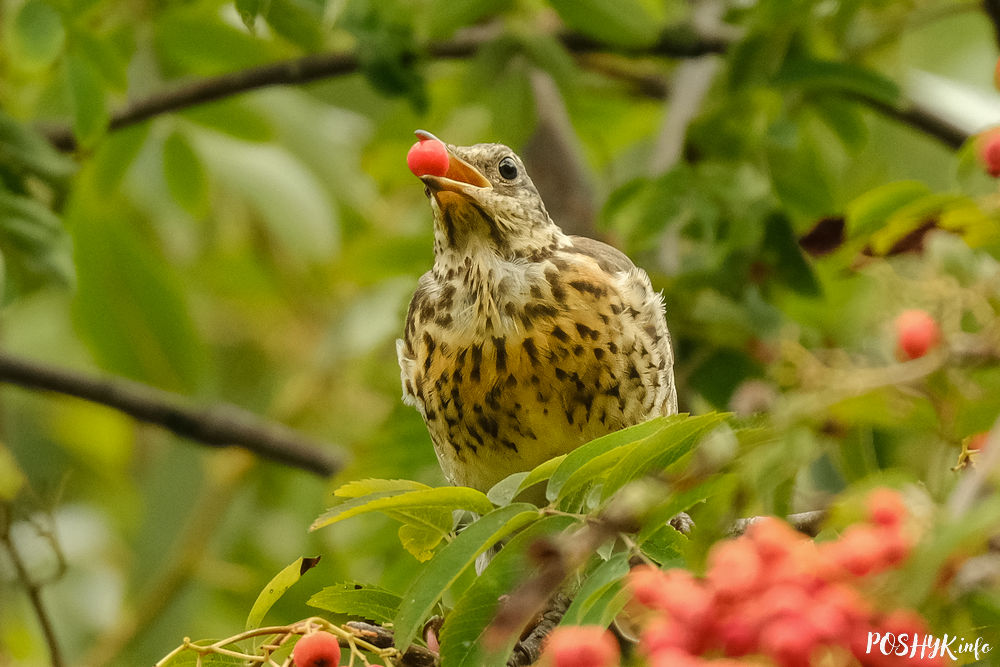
39;24;728;152
0;505;64;667
0;352;345;476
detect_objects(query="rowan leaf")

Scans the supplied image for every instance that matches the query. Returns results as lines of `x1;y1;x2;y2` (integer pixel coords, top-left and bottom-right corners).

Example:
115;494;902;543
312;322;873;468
310;486;494;531
308;582;402;624
393;504;540;652
246;556;321;630
438;514;577;667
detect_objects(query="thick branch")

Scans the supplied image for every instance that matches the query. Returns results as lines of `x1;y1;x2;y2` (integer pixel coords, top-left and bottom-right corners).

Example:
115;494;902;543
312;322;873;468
0;352;345;476
42;24;727;152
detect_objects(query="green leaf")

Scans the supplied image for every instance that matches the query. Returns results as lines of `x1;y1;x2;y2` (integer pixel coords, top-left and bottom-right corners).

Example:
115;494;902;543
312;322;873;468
636;474;734;545
180;98;275;142
0;110;75;185
9;0;65;69
393;504;540;652
900;496;1000;607
424;0;505;41
561;553;630;627
154;13;274;74
236;0;270;31
246;556;321;630
775;58;901;107
65;52;108;148
487;471;529;506
70;209;205;391
548;0;659;48
548;417;673;502
191;132;339;262
869;192;964;255
265;0;323;50
0;444;26;501
73;29;130;91
308;582;402;624
162;130;209;217
87;124;150;197
0;190;74;297
846;180;931;239
156;648;246;666
761;213;821;296
310;486;495;531
601;413;728;501
438;514;577;667
335;478;430;498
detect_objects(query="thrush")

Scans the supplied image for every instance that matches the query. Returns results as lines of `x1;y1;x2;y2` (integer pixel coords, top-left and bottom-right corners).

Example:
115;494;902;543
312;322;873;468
397;131;677;493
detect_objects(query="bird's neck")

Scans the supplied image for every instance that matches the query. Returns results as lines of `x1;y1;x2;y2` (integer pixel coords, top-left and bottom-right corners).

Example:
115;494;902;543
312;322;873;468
429;233;567;336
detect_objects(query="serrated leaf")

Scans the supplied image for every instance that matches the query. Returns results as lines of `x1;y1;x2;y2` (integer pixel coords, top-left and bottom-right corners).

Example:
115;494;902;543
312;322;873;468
846;181;931;239
162;130;208;217
310;486;494;531
438;514;577;667
65;52;108;148
157;647;246;666
548;418;673;502
397;512;453;561
393;504;540;652
308;582;402;623
246;556;321;630
335;478;430;498
601;413;728;502
561;553;630;627
9;0;65;69
548;0;659;48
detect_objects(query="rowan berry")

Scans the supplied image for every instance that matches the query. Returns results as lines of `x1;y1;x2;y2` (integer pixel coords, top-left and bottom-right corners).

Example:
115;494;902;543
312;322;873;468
407;136;450;178
292;631;341;667
894;309;941;361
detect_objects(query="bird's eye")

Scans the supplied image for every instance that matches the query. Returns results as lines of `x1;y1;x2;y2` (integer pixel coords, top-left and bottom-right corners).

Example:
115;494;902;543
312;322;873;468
498;156;518;181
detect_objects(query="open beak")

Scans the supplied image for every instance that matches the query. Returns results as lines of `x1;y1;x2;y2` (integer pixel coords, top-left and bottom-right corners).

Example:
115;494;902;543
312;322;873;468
415;130;491;207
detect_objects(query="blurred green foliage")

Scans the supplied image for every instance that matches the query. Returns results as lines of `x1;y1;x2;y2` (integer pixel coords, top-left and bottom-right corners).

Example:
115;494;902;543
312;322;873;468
1;0;999;664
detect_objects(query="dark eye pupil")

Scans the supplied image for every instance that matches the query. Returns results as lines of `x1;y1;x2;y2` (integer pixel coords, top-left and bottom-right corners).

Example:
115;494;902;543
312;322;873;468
498;157;518;180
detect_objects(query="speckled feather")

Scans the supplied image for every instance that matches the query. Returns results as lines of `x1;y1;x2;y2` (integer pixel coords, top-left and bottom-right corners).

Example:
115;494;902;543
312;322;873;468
397;140;676;491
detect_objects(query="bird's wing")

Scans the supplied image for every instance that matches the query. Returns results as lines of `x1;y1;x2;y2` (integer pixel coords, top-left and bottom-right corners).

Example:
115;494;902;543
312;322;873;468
567;235;637;273
568;235;677;414
397;271;434;409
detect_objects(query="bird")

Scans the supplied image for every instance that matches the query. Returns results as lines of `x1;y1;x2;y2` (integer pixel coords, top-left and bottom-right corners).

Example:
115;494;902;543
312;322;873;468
397;131;677;493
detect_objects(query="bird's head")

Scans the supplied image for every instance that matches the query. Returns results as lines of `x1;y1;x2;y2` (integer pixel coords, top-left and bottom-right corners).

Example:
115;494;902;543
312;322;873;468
413;130;563;261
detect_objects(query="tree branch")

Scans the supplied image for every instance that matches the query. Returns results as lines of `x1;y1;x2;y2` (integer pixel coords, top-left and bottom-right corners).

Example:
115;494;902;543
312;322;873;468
0;352;345;476
41;24;727;152
0;504;64;667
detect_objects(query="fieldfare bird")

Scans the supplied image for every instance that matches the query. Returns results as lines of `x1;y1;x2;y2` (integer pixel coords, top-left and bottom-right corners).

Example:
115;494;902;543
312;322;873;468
398;131;676;492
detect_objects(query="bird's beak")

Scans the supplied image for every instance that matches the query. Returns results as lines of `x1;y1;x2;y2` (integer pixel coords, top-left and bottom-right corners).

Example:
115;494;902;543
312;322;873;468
415;131;491;207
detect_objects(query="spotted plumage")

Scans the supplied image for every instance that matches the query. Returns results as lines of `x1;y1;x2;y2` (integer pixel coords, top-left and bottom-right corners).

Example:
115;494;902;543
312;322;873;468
397;132;676;492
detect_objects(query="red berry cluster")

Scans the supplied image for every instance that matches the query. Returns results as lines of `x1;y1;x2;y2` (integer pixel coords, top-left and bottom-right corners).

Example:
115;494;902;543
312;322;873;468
627;488;942;667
